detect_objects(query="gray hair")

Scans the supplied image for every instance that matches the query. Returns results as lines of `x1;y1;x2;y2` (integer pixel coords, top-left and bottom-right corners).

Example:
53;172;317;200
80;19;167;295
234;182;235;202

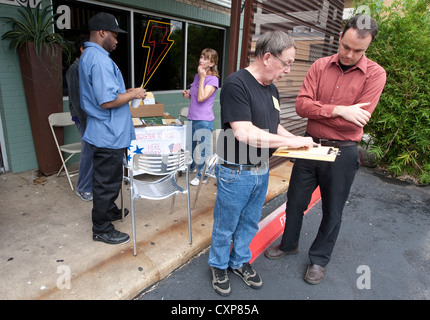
254;30;296;58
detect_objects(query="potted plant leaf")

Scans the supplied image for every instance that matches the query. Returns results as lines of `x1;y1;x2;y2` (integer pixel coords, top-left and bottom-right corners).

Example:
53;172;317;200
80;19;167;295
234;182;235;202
1;1;71;175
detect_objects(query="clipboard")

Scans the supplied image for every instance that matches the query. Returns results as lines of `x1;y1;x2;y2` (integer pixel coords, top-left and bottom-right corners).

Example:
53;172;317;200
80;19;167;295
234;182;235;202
273;145;339;162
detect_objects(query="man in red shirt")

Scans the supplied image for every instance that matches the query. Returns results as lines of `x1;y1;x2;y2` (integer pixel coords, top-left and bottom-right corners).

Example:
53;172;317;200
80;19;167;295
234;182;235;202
265;15;386;285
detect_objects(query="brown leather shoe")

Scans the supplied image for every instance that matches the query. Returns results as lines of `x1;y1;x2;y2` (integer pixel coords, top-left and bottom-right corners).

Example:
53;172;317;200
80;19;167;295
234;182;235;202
304;264;325;284
264;245;298;260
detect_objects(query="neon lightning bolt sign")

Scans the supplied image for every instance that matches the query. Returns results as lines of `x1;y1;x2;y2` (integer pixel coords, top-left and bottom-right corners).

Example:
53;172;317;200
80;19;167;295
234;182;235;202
141;20;175;88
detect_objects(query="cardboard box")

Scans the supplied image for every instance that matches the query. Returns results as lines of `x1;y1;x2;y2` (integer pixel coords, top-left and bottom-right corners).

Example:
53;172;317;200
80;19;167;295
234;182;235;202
129;101;164;118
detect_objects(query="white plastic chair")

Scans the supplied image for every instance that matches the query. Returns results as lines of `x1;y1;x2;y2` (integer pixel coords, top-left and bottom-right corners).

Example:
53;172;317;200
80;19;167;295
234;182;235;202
48;112;81;190
125;151;192;256
179;107;189;123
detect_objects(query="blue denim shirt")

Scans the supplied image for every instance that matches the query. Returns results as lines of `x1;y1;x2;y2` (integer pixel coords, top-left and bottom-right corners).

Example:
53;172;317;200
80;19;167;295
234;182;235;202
79;42;135;149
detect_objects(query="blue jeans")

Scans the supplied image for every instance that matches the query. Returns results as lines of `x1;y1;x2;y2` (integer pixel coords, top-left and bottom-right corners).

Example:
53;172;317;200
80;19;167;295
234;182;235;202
76;122;94;193
189;120;214;178
208;163;269;270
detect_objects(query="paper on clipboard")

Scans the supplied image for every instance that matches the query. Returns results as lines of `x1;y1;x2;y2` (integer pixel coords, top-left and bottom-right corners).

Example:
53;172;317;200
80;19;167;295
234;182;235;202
273;145;339;162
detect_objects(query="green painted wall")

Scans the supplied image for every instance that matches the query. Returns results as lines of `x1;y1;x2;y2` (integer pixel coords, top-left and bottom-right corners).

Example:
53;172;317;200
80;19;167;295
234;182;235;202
0;2;39;173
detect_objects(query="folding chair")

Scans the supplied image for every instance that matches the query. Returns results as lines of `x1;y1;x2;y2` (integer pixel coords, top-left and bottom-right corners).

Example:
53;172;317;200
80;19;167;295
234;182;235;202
48;112;81;190
179;107;189;123
125;151;192;256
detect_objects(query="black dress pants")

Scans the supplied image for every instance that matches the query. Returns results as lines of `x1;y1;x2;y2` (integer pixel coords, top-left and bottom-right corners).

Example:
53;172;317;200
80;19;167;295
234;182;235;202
279;145;360;266
91;146;125;234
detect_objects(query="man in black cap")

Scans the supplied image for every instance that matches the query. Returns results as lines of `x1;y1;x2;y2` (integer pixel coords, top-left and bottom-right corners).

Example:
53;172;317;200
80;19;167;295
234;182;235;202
79;12;146;245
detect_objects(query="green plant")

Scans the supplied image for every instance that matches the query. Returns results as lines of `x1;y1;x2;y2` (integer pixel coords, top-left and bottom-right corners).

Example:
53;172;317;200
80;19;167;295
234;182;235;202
354;0;430;184
1;1;70;60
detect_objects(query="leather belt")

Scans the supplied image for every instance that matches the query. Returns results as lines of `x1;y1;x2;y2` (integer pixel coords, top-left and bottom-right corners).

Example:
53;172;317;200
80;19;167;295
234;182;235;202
221;162;267;171
312;137;357;148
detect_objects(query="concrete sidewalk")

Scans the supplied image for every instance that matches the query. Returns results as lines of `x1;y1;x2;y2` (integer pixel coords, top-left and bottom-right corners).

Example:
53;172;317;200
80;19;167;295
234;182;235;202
0;161;293;300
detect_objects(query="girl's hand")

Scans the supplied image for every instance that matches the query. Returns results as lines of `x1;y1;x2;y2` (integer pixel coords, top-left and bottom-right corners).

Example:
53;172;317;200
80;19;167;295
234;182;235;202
198;65;207;78
182;90;190;99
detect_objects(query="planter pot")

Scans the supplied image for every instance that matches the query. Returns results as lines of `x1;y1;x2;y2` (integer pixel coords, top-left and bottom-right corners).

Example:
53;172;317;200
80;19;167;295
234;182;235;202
18;42;64;175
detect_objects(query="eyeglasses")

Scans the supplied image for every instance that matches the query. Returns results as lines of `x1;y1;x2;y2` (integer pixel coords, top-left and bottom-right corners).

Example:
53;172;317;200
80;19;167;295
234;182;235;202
273;54;294;69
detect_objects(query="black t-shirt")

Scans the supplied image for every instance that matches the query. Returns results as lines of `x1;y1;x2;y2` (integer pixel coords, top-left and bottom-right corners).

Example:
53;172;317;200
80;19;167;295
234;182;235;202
218;69;280;165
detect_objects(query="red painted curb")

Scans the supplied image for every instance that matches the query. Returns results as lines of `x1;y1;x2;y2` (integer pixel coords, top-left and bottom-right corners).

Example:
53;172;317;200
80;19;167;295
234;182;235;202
249;186;321;263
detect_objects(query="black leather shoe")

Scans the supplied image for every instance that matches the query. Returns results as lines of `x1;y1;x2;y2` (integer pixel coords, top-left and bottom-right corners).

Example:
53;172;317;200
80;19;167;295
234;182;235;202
93;230;130;245
112;208;130;221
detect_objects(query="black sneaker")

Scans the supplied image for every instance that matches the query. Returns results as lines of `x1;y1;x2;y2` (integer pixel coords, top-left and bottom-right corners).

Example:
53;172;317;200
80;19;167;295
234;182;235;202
210;267;231;296
93;230;130;245
232;263;263;289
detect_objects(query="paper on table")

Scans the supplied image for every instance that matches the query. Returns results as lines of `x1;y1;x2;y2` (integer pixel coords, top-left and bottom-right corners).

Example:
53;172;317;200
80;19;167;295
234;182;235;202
162;118;181;125
273;145;339;162
132;118;143;126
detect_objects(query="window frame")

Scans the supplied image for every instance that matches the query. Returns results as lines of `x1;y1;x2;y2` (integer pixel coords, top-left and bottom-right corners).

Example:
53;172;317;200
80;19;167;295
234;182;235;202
54;0;226;96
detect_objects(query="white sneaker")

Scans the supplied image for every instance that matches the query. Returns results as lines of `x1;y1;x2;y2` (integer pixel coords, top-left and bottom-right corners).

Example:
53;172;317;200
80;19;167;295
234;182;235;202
190;176;208;186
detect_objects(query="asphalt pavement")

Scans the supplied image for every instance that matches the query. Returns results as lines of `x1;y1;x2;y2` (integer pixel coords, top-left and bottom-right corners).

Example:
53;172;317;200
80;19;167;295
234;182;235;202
134;166;430;309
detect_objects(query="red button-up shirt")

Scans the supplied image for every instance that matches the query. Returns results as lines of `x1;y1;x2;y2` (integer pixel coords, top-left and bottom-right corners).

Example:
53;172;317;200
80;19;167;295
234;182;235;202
296;53;386;142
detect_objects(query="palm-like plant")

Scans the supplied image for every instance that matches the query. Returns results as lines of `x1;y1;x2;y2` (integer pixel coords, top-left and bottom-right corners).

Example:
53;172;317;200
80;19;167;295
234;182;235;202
1;1;72;175
1;1;70;59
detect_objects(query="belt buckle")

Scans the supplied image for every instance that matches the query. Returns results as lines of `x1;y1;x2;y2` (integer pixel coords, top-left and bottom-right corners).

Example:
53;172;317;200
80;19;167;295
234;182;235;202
319;139;335;147
251;162;267;172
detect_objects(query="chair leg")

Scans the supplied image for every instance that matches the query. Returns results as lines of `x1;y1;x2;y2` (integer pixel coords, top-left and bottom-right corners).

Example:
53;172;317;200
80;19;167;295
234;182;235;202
187;193;192;245
191;163;208;210
170;195;176;214
120;179;124;222
63;166;74;191
131;197;137;256
56;164;65;177
186;166;192;244
56;153;74;190
129;173;137;256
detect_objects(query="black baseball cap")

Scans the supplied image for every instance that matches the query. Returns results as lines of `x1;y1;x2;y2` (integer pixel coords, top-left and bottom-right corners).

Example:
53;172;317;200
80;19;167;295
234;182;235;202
88;12;127;33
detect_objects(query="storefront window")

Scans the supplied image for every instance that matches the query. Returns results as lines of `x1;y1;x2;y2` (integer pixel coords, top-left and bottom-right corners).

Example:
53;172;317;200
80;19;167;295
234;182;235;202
53;0;129;94
185;23;224;88
133;14;183;91
52;0;225;96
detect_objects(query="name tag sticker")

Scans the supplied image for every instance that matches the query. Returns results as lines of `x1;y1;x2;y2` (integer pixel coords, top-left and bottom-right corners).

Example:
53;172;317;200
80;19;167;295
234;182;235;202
272;96;280;111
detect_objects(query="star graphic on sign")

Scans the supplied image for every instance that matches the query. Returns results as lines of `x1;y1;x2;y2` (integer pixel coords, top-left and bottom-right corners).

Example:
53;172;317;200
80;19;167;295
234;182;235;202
133;145;144;154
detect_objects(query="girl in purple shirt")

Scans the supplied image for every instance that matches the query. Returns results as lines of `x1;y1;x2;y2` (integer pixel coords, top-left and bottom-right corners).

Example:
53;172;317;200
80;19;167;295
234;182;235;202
182;48;219;185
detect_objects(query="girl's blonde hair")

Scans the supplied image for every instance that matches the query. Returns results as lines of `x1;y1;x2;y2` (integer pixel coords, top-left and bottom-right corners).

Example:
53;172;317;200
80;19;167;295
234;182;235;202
201;48;219;78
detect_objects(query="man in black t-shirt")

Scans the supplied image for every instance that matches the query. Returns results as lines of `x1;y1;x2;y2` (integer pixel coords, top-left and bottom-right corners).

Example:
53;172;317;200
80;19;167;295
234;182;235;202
208;31;314;297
